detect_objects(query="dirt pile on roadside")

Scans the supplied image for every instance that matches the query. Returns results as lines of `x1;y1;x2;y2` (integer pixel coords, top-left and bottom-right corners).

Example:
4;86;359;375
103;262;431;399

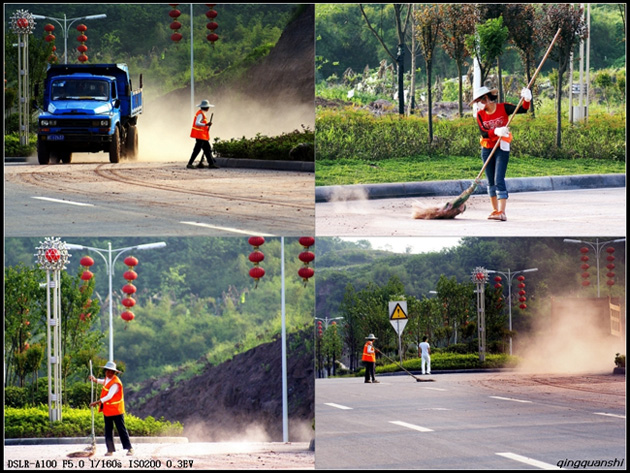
126;329;314;443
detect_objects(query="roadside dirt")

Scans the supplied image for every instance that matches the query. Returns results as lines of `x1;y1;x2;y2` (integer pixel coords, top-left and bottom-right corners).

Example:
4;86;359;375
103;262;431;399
467;371;626;411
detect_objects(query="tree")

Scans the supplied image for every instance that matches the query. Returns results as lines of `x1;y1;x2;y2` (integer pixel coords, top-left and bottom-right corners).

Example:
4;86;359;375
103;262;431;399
466;16;509;88
414;4;443;144
538;4;588;148
439;4;477;117
503;4;541;116
359;4;413;115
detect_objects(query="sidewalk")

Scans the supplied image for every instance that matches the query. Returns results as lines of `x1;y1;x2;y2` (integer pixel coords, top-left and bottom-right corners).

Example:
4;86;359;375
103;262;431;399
315;173;626;202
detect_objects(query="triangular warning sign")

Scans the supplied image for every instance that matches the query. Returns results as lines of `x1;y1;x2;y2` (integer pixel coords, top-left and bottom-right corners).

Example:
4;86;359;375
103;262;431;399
391;303;407;320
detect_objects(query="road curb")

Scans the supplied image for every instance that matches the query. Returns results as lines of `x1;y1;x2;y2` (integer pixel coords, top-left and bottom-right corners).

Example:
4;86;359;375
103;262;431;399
315;174;626;203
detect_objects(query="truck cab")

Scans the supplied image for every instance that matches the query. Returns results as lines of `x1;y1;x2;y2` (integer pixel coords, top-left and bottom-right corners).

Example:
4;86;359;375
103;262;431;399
35;63;142;164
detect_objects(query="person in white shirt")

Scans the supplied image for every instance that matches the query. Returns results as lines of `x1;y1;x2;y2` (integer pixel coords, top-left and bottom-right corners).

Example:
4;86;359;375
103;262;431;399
418;336;431;375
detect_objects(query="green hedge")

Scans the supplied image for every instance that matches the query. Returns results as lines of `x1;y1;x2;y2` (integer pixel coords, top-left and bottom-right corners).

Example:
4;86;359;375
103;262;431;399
5;405;183;438
355;352;520;377
316;108;625;162
214;127;314;161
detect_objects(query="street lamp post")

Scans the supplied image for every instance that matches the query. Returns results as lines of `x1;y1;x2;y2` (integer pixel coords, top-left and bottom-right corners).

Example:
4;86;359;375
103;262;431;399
563;238;626;297
65;241;166;362
487;267;538;356
315;316;344;329
31;12;106;64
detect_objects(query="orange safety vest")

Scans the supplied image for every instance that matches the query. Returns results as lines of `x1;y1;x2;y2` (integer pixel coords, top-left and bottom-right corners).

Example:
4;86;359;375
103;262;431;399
99;375;125;416
190;110;210;141
362;341;376;363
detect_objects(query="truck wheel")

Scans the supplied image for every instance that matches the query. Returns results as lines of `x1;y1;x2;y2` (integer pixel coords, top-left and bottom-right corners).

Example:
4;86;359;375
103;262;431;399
125;125;138;160
37;138;50;165
58;151;72;164
109;127;121;163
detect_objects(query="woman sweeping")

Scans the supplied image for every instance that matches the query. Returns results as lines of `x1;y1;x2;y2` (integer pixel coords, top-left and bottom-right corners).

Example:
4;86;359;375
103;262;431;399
471;86;532;221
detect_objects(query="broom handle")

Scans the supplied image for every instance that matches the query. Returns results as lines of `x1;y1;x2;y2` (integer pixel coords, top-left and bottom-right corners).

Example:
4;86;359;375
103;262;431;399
89;360;95;438
475;27;562;181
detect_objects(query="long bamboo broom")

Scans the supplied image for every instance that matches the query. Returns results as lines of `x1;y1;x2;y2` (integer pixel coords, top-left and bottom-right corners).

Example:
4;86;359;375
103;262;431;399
67;360;97;457
412;27;562;220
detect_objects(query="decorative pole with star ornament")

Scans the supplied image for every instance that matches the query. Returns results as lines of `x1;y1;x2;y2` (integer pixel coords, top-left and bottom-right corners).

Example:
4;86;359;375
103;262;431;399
35;237;71;422
471;266;489;362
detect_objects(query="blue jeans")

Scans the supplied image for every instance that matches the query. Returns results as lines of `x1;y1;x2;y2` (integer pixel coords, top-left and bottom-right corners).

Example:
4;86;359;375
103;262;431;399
481;147;509;200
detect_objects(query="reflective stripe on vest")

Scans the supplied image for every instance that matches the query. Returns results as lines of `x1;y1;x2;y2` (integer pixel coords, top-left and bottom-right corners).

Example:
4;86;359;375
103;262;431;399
100;375;125;416
362;341;376;362
190;110;210;140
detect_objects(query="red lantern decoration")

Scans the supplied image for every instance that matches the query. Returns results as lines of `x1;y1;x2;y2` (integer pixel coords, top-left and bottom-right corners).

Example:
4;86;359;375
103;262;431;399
76;24;88;63
606;272;616;278
579;247;589;254
298;237;315;286
582;280;590;286
206;5;219;47
494;283;502;289
606;247;615;254
606;255;615;262
580;255;589;262
45;248;61;263
493;276;502;282
519;303;527;309
606;280;615;286
122;297;136;308
581;272;590;279
121;256;139;324
124;256;138;267
606;263;615;270
317;320;323;337
248;237;265;288
81;270;94;281
516;275;525;282
122;283;137;295
80;256;94;267
580;263;590;270
169;5;183;42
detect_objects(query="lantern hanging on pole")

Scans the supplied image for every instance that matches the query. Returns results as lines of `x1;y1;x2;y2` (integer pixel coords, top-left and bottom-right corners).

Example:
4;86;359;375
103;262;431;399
169;4;183;42
298;237;315;286
120;256;138;327
79;255;94;293
76;24;88;62
44;23;58;63
575;248;590;290
206;5;219;46
605;247;615;287
516;275;527;310
248;237;265;288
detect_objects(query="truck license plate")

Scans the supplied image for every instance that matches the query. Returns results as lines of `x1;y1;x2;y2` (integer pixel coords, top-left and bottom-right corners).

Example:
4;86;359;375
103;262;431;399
48;135;65;141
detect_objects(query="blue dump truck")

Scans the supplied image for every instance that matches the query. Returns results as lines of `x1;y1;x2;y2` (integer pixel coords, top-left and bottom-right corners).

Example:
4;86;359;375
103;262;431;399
34;63;142;164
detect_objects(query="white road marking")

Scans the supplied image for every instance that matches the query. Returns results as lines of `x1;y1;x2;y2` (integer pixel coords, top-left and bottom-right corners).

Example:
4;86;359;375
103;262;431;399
323;403;352;410
496;452;560;469
490;396;533;403
32;196;94;207
417;407;451;411
389;421;434;432
180;221;274;236
594;412;625;419
422;387;447;391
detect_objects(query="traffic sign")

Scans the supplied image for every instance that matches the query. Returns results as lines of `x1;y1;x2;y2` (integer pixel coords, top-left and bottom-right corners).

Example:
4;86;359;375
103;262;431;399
389;301;408;320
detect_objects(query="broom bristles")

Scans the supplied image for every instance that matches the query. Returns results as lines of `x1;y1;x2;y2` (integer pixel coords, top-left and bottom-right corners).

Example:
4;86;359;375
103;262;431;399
411;181;478;220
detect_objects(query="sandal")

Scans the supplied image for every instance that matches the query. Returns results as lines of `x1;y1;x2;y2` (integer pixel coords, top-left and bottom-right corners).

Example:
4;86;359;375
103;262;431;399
488;211;507;221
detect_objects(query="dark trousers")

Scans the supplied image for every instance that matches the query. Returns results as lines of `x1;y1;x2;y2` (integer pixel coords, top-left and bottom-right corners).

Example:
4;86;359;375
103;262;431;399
364;361;376;382
188;139;214;165
104;414;132;452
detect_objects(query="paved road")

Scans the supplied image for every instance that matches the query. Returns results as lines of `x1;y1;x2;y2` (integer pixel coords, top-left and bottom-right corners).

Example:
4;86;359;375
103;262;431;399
315;373;626;470
4;158;314;237
315;187;626;237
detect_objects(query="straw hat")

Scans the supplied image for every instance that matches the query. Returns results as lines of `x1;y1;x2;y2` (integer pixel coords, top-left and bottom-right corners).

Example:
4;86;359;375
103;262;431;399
100;361;121;373
470;86;498;105
365;334;377;340
197;99;215;109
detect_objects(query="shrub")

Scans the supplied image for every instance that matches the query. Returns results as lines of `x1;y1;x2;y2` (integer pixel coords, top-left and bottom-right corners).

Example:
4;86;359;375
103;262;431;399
5;405;184;438
316;108;625;162
214;126;314;161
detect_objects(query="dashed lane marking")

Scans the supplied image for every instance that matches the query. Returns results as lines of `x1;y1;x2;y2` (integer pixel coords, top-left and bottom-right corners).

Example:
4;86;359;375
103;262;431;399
594;412;625;419
490;396;533;403
181;221;274;236
323;403;353;410
496;452;560;469
32;196;94;207
389;421;434;432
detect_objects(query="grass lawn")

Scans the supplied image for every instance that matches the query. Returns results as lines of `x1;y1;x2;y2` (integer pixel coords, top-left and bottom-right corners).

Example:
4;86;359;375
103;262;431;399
315;155;626;187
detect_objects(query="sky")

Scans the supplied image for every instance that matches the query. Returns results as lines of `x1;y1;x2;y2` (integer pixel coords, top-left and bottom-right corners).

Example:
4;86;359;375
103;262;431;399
340;237;461;255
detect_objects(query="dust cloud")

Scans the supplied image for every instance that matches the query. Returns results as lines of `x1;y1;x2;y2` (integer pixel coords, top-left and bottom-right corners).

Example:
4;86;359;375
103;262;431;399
182;418;313;443
516;295;625;374
135;94;314;163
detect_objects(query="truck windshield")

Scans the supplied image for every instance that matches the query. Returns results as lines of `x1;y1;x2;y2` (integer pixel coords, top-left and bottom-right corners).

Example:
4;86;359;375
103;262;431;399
51;79;109;101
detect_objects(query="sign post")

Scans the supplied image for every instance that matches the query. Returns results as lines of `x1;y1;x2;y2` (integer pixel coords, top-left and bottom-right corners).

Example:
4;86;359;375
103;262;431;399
389;301;408;365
